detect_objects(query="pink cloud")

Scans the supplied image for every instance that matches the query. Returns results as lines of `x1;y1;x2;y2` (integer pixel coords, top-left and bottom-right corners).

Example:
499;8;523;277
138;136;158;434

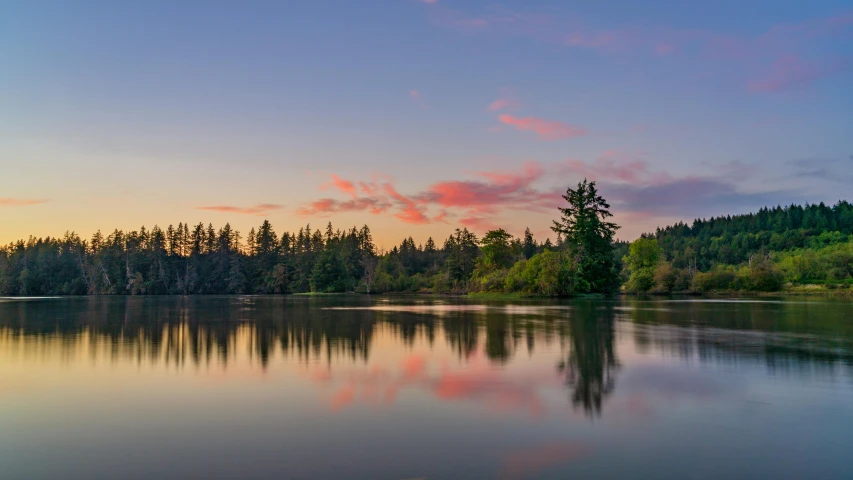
478;160;543;186
381;183;430;224
426;161;549;214
197;204;284;216
0;198;47;207
409;89;429;109
488;99;511;111
433;210;450;224
423;5;853;92
497;114;587;140
396;204;430;224
296;162;559;228
749;54;851;93
431;7;853;56
488;93;522;112
560;152;672;185
296;155;770;236
295;197;390;216
322;174;358;198
359;181;380;196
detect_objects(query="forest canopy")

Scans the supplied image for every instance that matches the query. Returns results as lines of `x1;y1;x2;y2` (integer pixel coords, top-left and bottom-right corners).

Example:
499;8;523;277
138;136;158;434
0;181;621;297
622;200;853;293
3;194;851;296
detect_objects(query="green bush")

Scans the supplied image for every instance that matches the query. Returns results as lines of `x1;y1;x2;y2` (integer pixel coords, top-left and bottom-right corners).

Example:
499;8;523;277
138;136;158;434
692;268;737;292
501;250;581;296
627;267;655;292
653;262;677;293
746;261;785;291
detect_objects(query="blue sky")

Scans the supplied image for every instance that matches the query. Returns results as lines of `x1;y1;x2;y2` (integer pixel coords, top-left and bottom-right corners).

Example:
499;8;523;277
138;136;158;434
1;0;851;245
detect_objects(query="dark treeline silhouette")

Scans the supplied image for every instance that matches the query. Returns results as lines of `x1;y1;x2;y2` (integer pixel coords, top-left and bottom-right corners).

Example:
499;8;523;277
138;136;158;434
0;220;524;295
0;180;623;297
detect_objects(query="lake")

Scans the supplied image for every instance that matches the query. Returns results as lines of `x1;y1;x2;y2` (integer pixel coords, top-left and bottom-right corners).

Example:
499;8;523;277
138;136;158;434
1;295;852;479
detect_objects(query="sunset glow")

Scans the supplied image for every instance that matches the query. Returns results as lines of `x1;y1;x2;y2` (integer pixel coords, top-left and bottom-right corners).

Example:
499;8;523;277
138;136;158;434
2;1;851;247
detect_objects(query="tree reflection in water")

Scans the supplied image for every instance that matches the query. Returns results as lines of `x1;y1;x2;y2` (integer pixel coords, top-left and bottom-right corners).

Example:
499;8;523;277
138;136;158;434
558;303;619;417
2;296;853;419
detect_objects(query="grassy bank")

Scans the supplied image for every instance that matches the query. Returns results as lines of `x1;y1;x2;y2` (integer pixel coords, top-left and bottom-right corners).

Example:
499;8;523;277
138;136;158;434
623;284;853;298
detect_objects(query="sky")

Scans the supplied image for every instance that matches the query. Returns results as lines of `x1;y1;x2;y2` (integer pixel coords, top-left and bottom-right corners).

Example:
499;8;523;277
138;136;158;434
1;0;852;248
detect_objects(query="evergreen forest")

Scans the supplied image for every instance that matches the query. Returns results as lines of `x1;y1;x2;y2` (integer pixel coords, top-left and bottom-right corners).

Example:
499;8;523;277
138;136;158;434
3;184;852;296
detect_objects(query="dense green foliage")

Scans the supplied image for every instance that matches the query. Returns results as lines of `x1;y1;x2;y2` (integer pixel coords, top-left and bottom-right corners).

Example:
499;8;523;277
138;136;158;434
653;201;853;269
552;179;621;294
0;222;559;296
623;201;853;293
471;180;621;296
0;181;622;297
623;238;662;292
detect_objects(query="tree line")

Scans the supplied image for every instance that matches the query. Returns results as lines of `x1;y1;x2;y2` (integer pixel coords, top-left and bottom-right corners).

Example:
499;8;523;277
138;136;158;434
0;180;623;297
623;200;853;293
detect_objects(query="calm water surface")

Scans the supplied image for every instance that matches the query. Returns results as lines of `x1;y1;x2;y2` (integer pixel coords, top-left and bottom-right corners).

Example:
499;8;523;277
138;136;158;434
1;296;852;479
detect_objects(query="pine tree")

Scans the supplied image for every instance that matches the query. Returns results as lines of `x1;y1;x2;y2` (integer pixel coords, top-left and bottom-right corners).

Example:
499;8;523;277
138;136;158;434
552;179;620;294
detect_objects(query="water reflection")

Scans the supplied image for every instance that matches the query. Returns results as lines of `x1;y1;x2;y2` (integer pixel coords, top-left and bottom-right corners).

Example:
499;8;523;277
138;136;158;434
558;304;619;416
1;295;852;421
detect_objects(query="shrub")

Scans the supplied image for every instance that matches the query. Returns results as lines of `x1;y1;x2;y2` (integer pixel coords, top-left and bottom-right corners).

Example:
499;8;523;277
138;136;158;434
692;268;737;292
653;262;677;293
627;267;655;292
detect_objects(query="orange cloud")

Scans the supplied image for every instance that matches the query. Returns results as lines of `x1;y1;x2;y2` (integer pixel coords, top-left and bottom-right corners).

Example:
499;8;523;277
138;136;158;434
296;162;560;228
295;197;390;216
322;174;358;197
297;156;764;234
0;198;47;207
197;204;284;216
359;181;380;196
497;114;587;140
395;203;430;225
433;210;450;224
383;183;430;225
426;161;554;214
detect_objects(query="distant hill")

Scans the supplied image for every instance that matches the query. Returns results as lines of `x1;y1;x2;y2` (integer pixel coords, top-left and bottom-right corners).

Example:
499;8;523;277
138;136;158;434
621;201;853;293
648;201;853;270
